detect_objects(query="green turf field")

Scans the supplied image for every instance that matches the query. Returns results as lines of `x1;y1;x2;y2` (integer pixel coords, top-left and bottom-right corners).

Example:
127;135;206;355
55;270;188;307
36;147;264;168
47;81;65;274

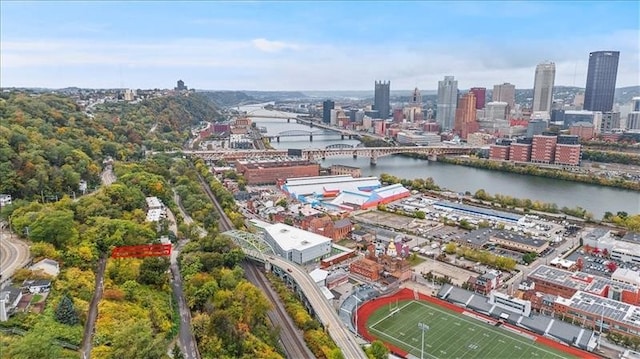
365;300;572;359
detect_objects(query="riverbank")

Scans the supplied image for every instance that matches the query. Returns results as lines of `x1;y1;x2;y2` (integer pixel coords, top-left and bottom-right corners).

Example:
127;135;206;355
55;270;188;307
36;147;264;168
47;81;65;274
436;156;640;192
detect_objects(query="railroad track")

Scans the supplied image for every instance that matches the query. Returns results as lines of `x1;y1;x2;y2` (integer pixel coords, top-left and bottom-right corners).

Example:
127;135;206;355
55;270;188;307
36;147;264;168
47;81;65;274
243;262;314;359
194;168;313;358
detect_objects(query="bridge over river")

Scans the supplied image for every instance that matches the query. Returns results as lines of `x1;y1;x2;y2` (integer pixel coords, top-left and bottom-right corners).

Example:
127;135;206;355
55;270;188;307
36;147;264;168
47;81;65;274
184;145;478;165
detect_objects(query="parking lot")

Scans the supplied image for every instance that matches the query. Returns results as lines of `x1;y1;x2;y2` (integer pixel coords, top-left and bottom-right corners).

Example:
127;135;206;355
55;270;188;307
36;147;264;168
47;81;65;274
565;247;637;278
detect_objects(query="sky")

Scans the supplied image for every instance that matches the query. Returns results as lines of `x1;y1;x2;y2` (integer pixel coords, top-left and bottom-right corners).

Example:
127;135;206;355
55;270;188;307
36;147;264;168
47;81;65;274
1;1;639;91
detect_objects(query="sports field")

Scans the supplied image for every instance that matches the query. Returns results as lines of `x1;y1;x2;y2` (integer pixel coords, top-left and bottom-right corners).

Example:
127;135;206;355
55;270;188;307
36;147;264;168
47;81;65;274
365;300;572;359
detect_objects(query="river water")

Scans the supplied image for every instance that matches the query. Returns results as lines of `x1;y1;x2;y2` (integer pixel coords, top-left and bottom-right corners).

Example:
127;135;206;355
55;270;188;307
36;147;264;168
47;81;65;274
241;106;640;219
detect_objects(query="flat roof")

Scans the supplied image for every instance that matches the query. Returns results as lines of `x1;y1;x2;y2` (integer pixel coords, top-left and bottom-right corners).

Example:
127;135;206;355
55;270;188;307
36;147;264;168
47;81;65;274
264;223;331;251
622;232;640;244
612;268;640;286
493;231;548;248
556;291;640;329
529;265;637;293
434;201;522;222
457;228;493;247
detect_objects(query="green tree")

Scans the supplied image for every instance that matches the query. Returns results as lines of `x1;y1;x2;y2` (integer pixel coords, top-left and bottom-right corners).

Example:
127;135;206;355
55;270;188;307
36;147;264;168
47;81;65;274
55;294;79;325
138;257;170;287
172;343;185;359
522;252;537;265
109;321;167;359
444;242;457;254
9;329;62;359
28;208;78;248
366;340;389;359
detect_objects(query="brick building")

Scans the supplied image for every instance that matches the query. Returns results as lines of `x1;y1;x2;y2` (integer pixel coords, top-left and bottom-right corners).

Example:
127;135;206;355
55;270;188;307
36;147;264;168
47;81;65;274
489;139;512;160
527;265;640;306
553;291;640;336
509;141;532;162
306;216;352;242
467;270;502;295
330;164;361;178
554;135;581;166
235;159;319;185
349;258;383;281
531;135;557;164
569;122;595;141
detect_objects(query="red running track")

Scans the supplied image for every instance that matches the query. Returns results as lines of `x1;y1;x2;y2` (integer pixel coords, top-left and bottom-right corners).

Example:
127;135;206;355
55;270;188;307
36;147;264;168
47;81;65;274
355;288;600;359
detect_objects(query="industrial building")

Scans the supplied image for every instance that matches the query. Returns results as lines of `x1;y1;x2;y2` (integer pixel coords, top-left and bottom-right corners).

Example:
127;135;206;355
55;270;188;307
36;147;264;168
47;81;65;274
281;175;410;211
554;291;640;337
235;158;319;185
261;223;332;265
433;201;524;224
527;265;640;306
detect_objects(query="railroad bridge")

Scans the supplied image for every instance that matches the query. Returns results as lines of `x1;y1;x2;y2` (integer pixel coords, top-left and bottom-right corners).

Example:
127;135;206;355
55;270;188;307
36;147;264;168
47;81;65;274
186;145;478;165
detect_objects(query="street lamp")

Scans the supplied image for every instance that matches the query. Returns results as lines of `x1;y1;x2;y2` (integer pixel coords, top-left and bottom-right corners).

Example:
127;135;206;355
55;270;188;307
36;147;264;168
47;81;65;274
418;322;430;359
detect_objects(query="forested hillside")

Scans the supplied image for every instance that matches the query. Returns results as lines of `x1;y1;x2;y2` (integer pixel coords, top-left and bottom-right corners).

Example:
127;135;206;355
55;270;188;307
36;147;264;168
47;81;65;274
0;92;220;202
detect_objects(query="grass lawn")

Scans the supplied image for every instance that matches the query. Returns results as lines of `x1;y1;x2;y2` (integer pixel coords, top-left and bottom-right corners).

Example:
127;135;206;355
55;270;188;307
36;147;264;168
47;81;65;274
366;300;573;359
31;294;43;303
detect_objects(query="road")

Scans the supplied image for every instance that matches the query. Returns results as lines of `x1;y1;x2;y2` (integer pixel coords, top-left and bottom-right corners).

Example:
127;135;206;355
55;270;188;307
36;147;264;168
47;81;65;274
80;257;106;359
101;165;116;186
78;164;115;358
168;192;200;359
193;170;319;357
255;252;367;359
242;261;314;359
0;224;30;287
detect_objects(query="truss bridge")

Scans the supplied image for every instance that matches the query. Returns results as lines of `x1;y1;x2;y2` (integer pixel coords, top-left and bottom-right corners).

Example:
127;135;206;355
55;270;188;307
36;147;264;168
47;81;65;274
186;145;478;165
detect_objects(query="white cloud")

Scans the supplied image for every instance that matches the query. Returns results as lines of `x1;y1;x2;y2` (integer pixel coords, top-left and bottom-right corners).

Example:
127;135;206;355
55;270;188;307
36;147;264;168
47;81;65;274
1;30;638;90
251;38;300;53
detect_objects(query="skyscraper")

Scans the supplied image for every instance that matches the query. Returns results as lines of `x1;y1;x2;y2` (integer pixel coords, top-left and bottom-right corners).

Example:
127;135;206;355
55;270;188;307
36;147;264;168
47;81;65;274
492;83;516;112
469;87;486;109
533;62;556;113
322;100;334;124
436;76;458;131
454;92;478;139
373;81;390;119
584;51;620;112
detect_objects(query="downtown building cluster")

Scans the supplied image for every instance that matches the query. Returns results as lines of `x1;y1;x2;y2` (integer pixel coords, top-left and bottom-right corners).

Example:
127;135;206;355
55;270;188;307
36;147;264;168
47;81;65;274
319;50;637;152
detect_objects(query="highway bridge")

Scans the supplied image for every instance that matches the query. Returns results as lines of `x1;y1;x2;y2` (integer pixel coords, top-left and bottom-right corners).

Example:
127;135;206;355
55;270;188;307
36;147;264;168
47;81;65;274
223;230;368;359
185;145;479;164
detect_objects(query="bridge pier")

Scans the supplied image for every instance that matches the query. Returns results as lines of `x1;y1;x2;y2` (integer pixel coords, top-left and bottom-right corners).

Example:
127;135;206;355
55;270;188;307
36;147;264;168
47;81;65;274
341;134;344;140
429;154;438;161
353;152;357;159
287;118;290;123
309;135;313;142
370;157;377;166
276;136;280;143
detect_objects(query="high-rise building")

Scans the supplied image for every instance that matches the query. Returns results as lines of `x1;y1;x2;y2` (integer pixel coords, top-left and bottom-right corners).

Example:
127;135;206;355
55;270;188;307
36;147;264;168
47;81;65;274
584;51;619;112
492;83;516;112
532;62;556;113
404;87;423;122
454;92;478;139
573;92;585;110
595;112;621;133
176;80;187;91
469;87;486;109
322;100;334;124
632;97;640;112
436;76;458;131
373;81;390;119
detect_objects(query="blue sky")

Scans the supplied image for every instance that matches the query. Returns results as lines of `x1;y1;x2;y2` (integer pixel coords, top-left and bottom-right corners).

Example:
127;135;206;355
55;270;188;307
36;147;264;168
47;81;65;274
1;1;638;90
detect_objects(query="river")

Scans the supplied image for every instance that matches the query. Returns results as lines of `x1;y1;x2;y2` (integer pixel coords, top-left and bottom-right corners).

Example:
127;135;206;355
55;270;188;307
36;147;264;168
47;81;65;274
241;106;640;219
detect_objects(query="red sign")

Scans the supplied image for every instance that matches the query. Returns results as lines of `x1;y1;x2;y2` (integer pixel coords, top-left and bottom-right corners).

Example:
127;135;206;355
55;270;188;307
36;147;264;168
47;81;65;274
111;243;172;258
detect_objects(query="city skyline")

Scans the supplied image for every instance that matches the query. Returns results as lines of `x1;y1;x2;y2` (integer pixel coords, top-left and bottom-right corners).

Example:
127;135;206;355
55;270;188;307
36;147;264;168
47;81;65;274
1;1;638;90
